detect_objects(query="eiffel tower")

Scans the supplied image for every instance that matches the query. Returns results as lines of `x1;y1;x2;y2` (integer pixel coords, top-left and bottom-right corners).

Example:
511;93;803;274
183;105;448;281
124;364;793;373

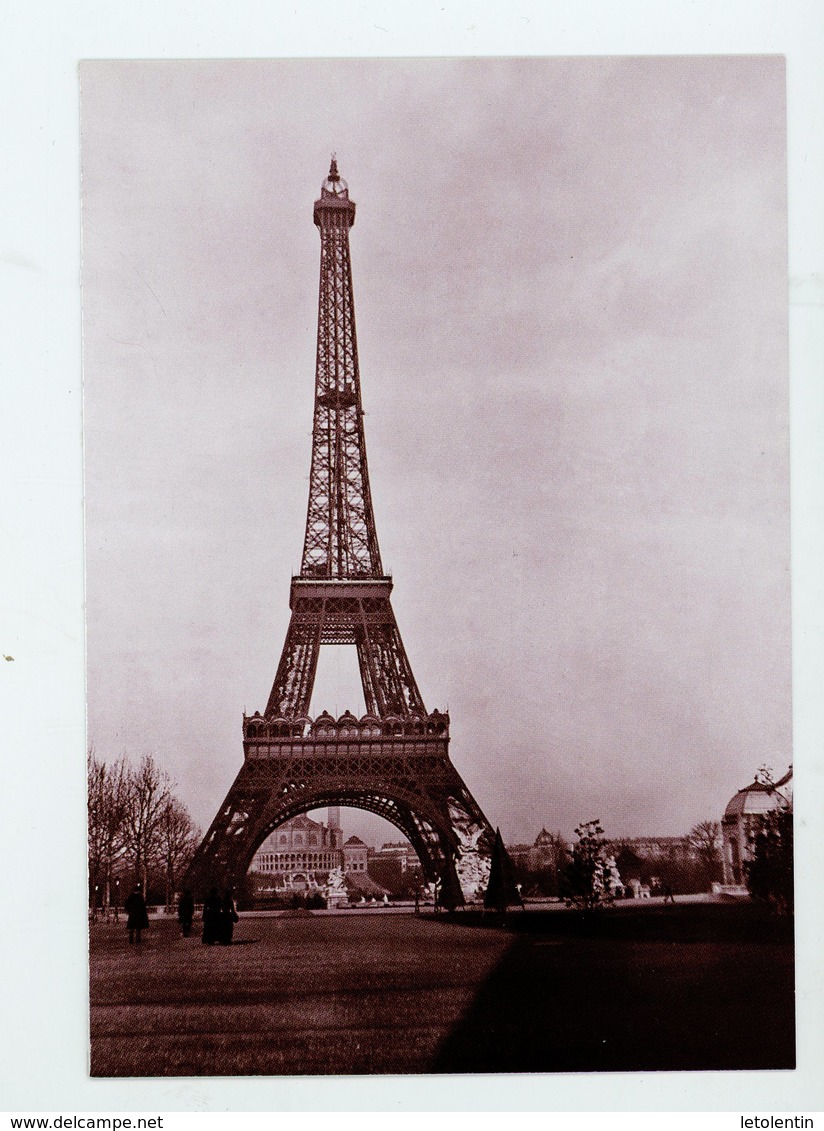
185;160;495;902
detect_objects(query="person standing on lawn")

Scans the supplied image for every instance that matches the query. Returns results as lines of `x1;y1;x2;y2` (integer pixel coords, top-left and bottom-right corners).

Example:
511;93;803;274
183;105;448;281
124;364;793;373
124;882;149;945
219;888;239;945
177;889;195;937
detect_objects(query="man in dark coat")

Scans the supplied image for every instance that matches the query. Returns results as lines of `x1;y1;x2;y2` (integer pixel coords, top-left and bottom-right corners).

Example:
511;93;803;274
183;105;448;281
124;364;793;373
124;883;149;945
177;889;195;937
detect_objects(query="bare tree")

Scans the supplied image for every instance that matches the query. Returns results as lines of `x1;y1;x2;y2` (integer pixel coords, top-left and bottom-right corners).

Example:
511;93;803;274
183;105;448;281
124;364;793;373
157;796;200;908
88;748;107;902
121;755;171;895
87;748;129;910
89;749;201;906
689;819;722;883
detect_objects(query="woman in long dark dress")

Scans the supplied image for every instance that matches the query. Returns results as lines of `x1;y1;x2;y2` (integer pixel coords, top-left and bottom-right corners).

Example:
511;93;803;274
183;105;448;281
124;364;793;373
177;889;195;937
124;883;149;945
201;886;221;945
219;888;239;945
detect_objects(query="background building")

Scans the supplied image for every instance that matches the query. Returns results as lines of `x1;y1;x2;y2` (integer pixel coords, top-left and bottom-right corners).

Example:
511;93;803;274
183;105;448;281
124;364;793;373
615;836;696;862
366;841;422;897
251;810;343;891
342;836;368;873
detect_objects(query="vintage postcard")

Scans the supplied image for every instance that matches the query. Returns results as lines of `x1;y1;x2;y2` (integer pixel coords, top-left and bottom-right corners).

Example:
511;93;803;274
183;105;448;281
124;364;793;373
81;57;794;1078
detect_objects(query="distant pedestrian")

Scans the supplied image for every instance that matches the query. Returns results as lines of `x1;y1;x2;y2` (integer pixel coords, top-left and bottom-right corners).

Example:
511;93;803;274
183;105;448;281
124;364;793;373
124;883;149;946
219;888;239;945
177;889;195;937
201;887;221;945
664;884;675;905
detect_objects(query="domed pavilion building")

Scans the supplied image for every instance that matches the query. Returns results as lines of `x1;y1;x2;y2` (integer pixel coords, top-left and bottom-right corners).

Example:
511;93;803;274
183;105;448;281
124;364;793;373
720;767;792;890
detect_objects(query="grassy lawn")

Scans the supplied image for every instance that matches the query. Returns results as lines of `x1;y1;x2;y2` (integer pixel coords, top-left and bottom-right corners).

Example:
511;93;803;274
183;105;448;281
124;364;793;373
90;913;511;1076
90;904;794;1076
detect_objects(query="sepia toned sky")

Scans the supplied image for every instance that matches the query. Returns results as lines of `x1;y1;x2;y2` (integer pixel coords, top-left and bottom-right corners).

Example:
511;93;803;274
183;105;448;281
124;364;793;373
81;56;790;846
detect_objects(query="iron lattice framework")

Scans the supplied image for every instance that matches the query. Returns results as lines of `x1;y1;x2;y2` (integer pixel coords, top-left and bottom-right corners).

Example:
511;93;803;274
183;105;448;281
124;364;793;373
186;161;494;900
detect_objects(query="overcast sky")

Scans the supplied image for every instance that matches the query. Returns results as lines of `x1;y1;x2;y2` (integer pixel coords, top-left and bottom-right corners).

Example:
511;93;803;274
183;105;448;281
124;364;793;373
80;57;789;846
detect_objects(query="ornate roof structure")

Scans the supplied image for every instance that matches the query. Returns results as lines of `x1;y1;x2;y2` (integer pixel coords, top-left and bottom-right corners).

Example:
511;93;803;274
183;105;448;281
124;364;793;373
723;767;793;820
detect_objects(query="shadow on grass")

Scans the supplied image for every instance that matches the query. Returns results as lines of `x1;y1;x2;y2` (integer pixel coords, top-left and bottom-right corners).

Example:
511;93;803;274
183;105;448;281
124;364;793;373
431;903;795;1073
433;901;794;942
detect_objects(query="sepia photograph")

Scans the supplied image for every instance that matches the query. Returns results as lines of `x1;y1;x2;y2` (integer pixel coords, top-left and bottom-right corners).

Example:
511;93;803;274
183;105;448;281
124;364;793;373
80;56;794;1078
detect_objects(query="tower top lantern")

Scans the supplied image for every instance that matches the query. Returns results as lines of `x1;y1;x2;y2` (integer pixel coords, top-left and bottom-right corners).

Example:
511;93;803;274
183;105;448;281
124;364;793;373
314;156;356;228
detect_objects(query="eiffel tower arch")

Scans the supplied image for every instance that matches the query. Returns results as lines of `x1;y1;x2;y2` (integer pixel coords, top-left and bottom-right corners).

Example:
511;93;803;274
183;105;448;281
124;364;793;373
185;161;495;902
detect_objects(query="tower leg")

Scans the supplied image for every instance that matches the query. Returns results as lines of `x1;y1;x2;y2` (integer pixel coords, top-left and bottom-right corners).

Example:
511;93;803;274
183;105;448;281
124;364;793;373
265;619;321;718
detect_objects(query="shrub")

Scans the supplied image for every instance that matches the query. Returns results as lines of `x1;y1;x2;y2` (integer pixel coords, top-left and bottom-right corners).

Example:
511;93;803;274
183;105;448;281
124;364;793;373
745;807;793;916
562;820;620;910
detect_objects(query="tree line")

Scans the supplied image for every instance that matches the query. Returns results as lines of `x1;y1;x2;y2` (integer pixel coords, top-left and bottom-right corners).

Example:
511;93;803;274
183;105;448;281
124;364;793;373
523;804;791;915
87;750;200;909
509;820;724;900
